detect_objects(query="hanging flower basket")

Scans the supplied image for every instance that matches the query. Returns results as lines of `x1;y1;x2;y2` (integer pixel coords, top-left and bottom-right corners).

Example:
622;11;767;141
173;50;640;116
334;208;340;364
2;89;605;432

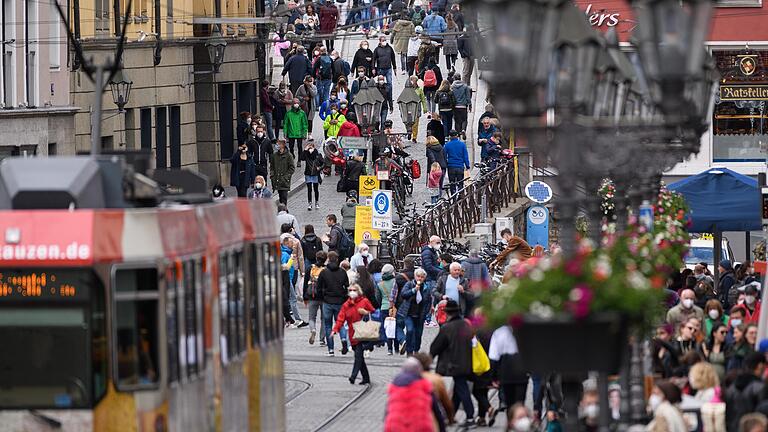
512;312;628;374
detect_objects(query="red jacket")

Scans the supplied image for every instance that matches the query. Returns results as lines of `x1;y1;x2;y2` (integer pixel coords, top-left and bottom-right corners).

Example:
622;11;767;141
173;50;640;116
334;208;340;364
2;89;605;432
385;373;436;432
338;121;361;137
733;302;762;324
319;4;339;34
333;296;375;345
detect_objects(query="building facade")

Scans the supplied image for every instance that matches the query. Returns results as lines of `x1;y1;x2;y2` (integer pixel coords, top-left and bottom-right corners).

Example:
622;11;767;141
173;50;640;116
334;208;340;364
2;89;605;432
70;0;268;183
0;0;75;157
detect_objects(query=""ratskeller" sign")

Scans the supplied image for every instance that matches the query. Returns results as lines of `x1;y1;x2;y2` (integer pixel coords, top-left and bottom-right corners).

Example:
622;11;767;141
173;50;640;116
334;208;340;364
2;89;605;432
720;85;768;101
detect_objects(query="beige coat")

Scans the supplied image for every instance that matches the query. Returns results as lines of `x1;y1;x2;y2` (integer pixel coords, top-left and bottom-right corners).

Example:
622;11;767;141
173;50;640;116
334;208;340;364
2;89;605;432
391;19;415;53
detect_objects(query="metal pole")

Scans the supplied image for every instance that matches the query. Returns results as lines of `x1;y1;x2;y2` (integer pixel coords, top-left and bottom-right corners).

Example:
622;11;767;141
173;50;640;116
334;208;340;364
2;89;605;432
91;63;105;156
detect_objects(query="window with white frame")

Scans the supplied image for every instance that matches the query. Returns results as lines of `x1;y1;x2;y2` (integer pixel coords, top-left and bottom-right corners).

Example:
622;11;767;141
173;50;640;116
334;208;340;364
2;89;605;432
2;0;16;107
49;0;61;70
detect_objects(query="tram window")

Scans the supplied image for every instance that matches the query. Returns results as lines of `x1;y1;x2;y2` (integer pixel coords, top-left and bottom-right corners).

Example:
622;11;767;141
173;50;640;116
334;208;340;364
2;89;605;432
261;242;275;342
254;243;264;347
183;261;199;377
218;254;230;364
194;259;205;372
165;268;180;383
234;250;246;354
113;268;160;390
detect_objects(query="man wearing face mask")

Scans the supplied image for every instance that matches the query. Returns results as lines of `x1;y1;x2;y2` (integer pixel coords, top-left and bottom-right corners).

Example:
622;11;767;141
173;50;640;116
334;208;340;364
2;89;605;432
375;75;393;129
578;389;600;432
247;125;273;181
237;111;252;146
312;46;334;104
373;35;397;86
318;90;339;122
733;284;762;324
666;288;705;329
421;235;443;286
230;142;256;198
349;67;369;105
247;175;273;199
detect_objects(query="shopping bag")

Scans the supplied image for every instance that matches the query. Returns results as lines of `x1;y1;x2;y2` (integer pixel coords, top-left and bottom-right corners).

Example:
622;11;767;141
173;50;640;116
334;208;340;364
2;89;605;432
352;317;381;341
472;337;491;375
384;317;397;339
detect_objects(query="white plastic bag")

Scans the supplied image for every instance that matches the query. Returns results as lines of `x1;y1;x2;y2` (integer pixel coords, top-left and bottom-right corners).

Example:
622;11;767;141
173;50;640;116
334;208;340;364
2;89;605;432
384;317;397;339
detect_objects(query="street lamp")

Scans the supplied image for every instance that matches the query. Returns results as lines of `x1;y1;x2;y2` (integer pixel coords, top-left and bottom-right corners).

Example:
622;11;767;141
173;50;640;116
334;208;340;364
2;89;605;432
109;68;132;113
206;25;228;74
470;0;564;119
630;0;715;115
397;83;422;131
351;81;384;133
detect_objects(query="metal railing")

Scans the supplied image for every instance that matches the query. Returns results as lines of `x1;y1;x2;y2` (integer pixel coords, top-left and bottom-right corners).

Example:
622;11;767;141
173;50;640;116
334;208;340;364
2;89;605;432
380;155;524;263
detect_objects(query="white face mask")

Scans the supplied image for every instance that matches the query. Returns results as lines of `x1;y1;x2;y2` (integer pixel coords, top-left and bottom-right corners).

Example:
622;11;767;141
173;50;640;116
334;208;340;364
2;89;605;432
731;318;743;327
433;244;441;251
361;251;369;257
293;103;300;109
246;118;252;124
256;132;264;138
648;394;662;412
708;309;719;320
746;295;756;305
255;183;263;189
362;44;369;49
348;291;359;299
682;298;694;309
331;109;338;115
380;41;388;46
512;418;531;432
584;404;599;419
308;147;315;153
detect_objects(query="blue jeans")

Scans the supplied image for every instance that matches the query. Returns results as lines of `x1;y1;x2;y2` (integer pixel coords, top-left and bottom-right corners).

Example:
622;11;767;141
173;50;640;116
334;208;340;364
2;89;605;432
317;79;332;105
323;303;348;350
396;316;405;345
404;315;425;354
263;111;275;141
453;377;475;419
440;111;453;137
360;7;371;29
379;67;393;86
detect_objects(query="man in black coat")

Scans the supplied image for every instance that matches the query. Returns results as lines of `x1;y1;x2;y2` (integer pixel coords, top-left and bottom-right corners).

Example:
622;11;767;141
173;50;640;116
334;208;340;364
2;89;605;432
248;125;273;181
317;251;351;356
282;46;312;94
726;352;766;431
430;300;475;428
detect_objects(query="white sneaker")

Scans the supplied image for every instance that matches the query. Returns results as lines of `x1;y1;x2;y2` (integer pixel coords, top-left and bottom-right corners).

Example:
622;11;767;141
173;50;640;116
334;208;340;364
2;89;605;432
315;203;320;209
364;350;370;358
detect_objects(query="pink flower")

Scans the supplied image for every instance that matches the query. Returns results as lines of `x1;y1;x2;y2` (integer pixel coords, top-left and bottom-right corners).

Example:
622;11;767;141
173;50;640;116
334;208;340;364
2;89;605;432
566;284;593;319
468;312;487;329
508;314;525;329
564;258;583;276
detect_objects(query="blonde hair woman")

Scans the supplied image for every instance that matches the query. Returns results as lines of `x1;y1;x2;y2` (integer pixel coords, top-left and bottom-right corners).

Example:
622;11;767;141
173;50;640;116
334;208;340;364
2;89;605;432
689;362;719;402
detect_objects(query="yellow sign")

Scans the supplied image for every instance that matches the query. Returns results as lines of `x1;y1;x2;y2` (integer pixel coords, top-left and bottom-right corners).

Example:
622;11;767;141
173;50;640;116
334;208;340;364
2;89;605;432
354;206;380;245
359;175;380;197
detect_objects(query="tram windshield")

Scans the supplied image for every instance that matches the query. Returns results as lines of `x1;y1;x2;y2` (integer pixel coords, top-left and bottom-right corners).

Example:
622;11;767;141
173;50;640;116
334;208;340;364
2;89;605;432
0;269;106;409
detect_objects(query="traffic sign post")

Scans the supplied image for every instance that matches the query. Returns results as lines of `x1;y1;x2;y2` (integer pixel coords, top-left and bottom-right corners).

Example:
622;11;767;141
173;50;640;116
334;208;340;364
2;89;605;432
371;189;393;230
526;205;549;249
358;175;380;197
354;205;380;245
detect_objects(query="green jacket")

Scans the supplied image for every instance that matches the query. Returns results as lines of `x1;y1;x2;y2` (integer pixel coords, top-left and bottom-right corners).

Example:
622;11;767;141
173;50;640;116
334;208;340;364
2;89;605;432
284;108;308;139
323;112;347;137
271;150;295;191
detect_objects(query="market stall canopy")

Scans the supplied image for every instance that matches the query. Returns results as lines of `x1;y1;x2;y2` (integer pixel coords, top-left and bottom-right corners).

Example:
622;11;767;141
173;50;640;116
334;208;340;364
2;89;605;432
668;167;761;233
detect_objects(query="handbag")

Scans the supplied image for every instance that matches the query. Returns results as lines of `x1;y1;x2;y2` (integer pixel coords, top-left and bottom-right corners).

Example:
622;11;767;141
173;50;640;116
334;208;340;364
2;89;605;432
352;316;381;342
384;317;397;339
471;336;491;375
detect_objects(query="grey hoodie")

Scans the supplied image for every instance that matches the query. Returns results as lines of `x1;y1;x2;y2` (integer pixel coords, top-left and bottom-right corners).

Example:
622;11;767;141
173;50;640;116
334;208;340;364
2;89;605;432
451;79;472;108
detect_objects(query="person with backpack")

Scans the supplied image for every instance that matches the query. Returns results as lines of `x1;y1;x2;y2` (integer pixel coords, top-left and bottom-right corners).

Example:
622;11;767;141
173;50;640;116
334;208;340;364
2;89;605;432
451;77;472;139
312;46;334;105
304;250;328;346
435;80;456;137
410;3;427;28
718;259;738;310
331;50;351;85
319;251;352;356
281;45;312;94
323;103;347;138
324;214;353;259
419;60;442;113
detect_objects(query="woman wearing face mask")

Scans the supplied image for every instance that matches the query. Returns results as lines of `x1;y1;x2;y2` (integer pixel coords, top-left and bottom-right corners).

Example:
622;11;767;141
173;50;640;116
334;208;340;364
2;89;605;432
733;284;762;324
350;243;372;270
302;139;323;210
331;284;375;384
507;403;533;432
247;175;273;199
703;299;729;339
352;40;374;77
333;79;349;103
700;321;730;382
646;381;687;432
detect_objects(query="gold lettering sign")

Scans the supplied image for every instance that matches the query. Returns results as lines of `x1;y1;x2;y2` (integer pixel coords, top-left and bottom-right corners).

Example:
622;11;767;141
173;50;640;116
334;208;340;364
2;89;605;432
720;85;768;101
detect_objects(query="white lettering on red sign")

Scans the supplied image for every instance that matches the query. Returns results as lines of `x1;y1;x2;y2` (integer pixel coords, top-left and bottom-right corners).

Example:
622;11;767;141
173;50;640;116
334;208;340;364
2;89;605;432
0;242;91;261
584;4;620;27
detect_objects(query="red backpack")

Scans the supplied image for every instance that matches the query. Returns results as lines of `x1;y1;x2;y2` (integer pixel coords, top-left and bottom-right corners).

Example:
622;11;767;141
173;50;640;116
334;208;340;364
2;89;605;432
423;69;437;87
410;160;422;179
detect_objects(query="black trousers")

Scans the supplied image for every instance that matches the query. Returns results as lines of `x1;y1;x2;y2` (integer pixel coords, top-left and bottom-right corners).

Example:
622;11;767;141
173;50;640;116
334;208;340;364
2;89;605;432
472;384;491;418
288;138;303;159
281;271;294;323
501;383;527;408
453;108;468;134
452;376;475;419
407;56;417;77
306;182;319;203
277;189;289;205
351;343;370;382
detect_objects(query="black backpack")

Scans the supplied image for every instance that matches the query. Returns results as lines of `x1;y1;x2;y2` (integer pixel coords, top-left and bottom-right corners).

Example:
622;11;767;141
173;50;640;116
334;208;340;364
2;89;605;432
302;237;323;265
370;284;383;309
319;55;333;80
438;91;452;107
334;225;354;259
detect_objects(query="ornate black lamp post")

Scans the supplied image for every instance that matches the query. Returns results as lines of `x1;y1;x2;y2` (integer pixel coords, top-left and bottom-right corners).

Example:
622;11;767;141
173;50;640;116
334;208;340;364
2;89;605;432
109;68;132;113
351;81;384;134
397;83;422;132
206;25;228;74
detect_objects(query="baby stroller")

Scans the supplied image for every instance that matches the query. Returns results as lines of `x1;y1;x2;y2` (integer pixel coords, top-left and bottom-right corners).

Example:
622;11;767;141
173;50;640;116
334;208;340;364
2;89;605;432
322;137;346;176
